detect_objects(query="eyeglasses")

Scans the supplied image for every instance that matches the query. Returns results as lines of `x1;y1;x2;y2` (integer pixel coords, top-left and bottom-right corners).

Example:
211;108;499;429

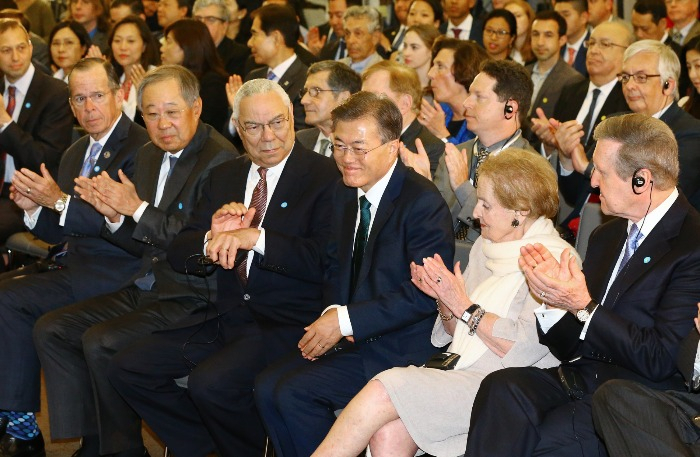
330;140;393;157
484;27;511;39
194;15;226;25
583;39;627;50
142;108;187;123
238;116;289;136
299;87;341;98
0;42;30;56
616;72;661;84
69;91;113;107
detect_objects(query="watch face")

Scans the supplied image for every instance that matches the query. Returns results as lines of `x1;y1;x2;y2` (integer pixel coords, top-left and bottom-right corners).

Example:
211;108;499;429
55;200;66;212
576;309;589;322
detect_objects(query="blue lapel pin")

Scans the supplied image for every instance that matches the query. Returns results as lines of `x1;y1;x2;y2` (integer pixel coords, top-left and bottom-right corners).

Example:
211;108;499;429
24;102;30;109
281;202;288;208
93;166;100;173
178;202;183;210
643;256;651;264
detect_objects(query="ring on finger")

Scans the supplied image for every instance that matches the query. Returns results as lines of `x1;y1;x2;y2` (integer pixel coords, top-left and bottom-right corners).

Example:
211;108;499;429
26;188;31;194
539;291;546;299
436;276;442;283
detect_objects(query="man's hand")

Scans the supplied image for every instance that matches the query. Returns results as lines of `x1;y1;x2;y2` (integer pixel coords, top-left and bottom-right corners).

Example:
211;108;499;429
226;74;243;109
0;93;11;125
444;142;470;191
419;99;450;139
206;228;261;269
11;164;63;208
298;308;343;360
306;26;326;55
399;139;431;180
74;176;119;219
694;303;700;334
211;203;255;236
9;184;39;213
92;170;144;216
530;108;560;149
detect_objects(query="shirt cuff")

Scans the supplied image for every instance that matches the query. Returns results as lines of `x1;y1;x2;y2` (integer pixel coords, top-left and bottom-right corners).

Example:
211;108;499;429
58;196;71;226
23;206;42;229
105;214;125;232
203;230;211;255
252;228;265;256
558;157;574;176
132;201;149;223
534;303;567;334
693;341;700;385
322;304;353;337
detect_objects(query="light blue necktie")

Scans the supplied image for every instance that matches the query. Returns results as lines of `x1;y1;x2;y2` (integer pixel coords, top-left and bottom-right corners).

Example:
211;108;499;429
267;70;276;81
618;224;642;273
80;143;102;177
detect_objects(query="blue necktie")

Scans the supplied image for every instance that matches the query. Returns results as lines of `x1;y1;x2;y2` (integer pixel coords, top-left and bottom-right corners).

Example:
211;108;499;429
618;223;642;273
267;70;276;80
80;143;102;177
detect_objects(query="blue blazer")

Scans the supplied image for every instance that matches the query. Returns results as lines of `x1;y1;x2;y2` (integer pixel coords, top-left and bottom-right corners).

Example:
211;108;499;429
560;29;590;78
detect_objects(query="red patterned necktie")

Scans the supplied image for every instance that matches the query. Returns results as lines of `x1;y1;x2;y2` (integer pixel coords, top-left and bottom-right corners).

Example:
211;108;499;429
452;28;462;39
236;167;268;286
0;86;16;190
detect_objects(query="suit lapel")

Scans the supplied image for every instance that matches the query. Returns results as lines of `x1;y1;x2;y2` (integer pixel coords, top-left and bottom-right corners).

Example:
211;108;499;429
277;58;303;93
339;190;357;302
140;147;164;205
263;145;308;232
91;115;130;177
61;136;90;191
158;123;207;208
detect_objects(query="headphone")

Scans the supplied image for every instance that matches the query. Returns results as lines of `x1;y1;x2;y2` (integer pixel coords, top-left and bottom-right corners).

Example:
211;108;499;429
504;99;514;120
632;168;646;194
663;80;670;90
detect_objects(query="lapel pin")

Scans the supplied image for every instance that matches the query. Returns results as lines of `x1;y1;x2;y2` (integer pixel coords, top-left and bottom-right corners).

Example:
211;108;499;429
601;115;607;121
644;256;651;264
542;97;548;104
178;202;183;210
103;151;111;159
93;166;100;173
283;81;289;87
281;202;288;208
24;102;30;109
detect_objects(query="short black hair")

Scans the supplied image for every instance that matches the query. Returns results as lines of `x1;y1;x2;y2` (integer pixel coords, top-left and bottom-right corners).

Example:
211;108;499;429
534;10;567;37
632;0;667;23
332;91;403;143
480;59;533;125
251;4;299;48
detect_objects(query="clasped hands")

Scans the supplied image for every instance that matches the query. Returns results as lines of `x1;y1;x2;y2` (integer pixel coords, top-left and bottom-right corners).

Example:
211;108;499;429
74;170;143;221
518;243;590;314
10;163;62;213
411;253;471;318
206;202;261;269
531;108;589;174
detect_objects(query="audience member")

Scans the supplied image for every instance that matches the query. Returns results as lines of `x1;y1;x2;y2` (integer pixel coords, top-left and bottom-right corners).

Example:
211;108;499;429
406;0;442;28
162;19;229;133
419;38;488;145
505;0;534;63
313;148;575;457
592;304;700;456
297;60;360;156
668;0;700;45
33;64;235;457
482;9;517;61
0;8;51;71
108;15;159;121
556;0;591;77
683;36;700;118
14;0;53;39
108;78;338;457
384;0;411;51
155;0;189;38
255;91;454;457
632;0;681;54
587;0;620;27
440;0;485;45
109;0;146;25
362;60;445;176
338;5;384;73
465;113;700;457
193;0;250;77
0;57;148;457
68;0;110;53
223;0;248;43
526;11;584;119
402;24;440;90
48;21;91;82
0;19;73;259
141;0;160;31
315;0;361;60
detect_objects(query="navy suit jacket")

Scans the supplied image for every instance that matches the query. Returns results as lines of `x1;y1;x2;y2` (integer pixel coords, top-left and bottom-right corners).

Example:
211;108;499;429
540;193;700;393
439;14;485;46
31;115;148;301
325;160;455;377
559;29;590;78
659;103;700;211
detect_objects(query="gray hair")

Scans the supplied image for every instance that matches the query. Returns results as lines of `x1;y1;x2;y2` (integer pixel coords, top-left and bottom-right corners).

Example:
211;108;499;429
69;58;120;93
232;78;291;119
137;65;201;110
343;5;382;33
623;39;680;100
193;0;231;22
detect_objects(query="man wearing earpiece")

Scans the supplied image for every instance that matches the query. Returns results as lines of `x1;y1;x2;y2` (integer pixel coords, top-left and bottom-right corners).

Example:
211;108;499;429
465;113;700;457
558;39;700;212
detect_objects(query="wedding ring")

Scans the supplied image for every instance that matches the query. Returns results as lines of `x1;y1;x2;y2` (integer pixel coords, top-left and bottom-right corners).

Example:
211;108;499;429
318;343;325;348
540;291;546;299
436;276;442;283
532;264;537;270
26;188;31;194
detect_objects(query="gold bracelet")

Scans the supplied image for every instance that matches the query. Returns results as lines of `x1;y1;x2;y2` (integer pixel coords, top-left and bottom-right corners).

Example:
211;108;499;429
436;299;454;321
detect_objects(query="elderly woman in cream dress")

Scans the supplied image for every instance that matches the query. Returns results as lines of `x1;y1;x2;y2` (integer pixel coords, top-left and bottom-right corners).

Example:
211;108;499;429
312;148;580;457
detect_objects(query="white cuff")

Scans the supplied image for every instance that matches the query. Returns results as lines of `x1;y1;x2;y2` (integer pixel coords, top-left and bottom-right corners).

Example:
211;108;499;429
23;206;42;229
322;304;353;337
252;228;265;256
132;201;149;223
105;214;125;232
534;303;567;334
58;196;71;226
579;306;599;340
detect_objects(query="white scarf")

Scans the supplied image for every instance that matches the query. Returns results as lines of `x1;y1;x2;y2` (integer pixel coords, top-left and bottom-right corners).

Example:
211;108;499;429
449;217;579;369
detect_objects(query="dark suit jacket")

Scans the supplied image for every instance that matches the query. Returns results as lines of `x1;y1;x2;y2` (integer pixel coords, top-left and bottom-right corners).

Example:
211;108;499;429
295;127;323;153
167;144;338;354
540;193;700;393
560;29;590;78
218;37;251;79
554;79;630;206
199;71;229;135
526;58;585;119
31;115;147;301
659;103;700;211
325;160;455;377
102;122;236;301
245;57;309;131
439;14;485;47
401;117;444;177
0;69;74;178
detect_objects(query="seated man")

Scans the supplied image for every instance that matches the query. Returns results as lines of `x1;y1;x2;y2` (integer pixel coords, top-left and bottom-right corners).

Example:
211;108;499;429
33;65;235;457
255;91;455;457
465;113;700;456
338;6;384;74
108;79;339;457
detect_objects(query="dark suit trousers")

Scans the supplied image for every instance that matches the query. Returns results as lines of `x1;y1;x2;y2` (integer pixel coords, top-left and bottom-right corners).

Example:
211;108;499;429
108;307;270;457
255;349;370;457
465;367;607;457
592;379;700;457
0;268;77;412
33;285;202;455
0;195;24;244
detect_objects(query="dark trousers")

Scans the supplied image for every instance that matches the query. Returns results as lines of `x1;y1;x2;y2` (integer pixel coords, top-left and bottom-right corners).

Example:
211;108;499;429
254;349;370;457
592;379;700;457
465;366;607;457
0;195;24;245
33;285;202;455
108;307;276;457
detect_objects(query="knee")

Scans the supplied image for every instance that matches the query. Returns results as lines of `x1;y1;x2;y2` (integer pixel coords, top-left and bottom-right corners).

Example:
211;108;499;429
188;367;223;409
33;312;67;350
82;322;117;363
106;343;142;391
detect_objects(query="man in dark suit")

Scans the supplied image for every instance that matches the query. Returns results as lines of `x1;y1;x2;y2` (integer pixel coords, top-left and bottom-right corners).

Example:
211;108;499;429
465;113;700;457
32;65;235;457
555;0;590;77
0;58;146;456
311;0;361;60
526;11;585;120
193;0;250;77
532;21;632;211
0;19;73;246
255;91;454;457
439;0;484;45
107;79;338;457
297;60;361;156
383;0;411;51
361;60;444;176
591;307;700;455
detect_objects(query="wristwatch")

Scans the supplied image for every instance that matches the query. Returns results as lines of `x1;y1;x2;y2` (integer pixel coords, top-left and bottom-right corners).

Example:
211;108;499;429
460;304;480;323
53;193;68;213
576;299;599;322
